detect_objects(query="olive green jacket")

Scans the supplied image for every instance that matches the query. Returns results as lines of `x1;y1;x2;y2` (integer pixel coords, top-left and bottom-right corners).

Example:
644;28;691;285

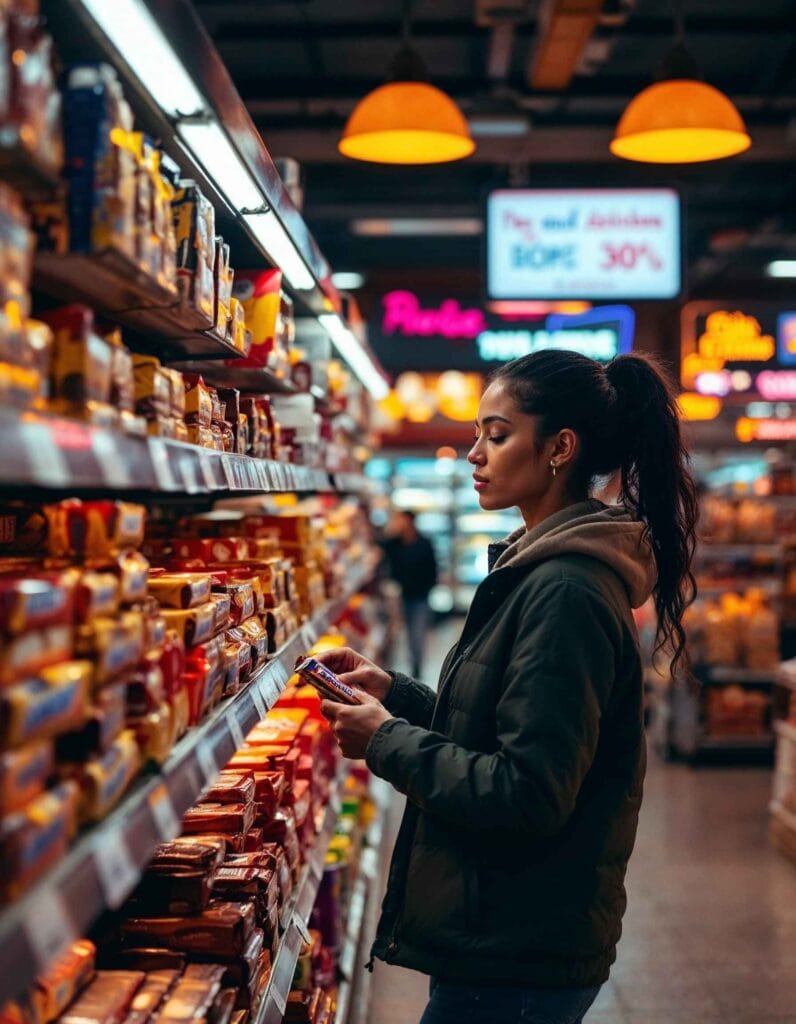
365;500;655;987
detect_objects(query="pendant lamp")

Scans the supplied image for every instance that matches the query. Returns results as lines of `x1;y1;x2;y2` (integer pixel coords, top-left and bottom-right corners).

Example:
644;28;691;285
611;2;750;164
338;2;474;165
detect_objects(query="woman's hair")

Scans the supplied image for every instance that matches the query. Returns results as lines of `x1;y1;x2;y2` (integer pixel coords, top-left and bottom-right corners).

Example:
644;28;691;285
492;350;698;672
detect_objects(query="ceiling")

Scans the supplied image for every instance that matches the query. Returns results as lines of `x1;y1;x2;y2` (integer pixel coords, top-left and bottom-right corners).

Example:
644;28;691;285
194;0;796;297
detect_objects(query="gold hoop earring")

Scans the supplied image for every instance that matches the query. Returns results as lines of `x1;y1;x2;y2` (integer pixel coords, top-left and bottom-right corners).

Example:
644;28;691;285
550;460;557;477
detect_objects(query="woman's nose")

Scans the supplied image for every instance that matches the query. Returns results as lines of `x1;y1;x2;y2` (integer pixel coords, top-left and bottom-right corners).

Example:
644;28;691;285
467;441;483;465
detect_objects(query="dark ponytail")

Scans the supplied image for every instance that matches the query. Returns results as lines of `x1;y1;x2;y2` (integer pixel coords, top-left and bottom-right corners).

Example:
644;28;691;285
492;350;698;671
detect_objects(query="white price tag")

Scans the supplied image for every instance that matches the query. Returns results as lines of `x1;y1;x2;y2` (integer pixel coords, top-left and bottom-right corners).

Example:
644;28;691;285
294;915;312;945
221;456;236;489
149;438;177;489
179;456;200;494
23;888;74;969
228;712;245;749
197;740;219;786
94;832;138;908
271;986;287;1018
92;432;131;487
24;422;69;485
252;685;266;718
199;453;217;489
148;784;180;841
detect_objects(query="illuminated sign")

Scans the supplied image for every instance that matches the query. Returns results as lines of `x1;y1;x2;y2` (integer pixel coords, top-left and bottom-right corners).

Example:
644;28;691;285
375;291;634;370
681;303;796;402
736;417;796;443
486;188;681;301
677;393;722;422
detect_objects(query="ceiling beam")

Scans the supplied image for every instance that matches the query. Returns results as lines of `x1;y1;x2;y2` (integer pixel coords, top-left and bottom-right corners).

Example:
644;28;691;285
528;0;604;90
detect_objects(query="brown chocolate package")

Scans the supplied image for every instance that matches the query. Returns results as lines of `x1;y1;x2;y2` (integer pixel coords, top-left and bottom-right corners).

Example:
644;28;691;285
104;949;187;973
155;974;222;1024
209;988;238;1024
149;837;226;874
120;902;255;956
130;865;212;915
181;802;254;837
188;928;263;985
58;970;145;1024
204;772;255;807
119;971;177;1024
211;867;278;925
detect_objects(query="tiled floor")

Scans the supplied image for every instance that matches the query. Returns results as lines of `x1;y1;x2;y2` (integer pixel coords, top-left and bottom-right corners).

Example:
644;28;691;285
364;620;796;1023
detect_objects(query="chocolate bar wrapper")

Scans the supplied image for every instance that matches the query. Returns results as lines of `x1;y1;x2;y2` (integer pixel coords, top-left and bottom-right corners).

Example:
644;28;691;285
150;837;226;873
44;501;146;560
0;624;73;686
128;701;174;766
155;975;221;1024
74;571;120;623
0;663;91;750
131;865;212;916
171;538;250;565
31;939;96;1024
0;782;79;902
118;971;176;1024
104;951;185;974
0;741;54;815
185;831;245;854
242;827;264;852
161;603;216;647
147;573;211;610
0;572;77;637
120;902;255;957
204;772;255;807
113;551;150;606
182;802;254;837
58;971;145;1024
182;374;213;428
210;594;231;634
60;729;140;824
55;681;127;760
75;613;144;686
211;868;278;926
214;581;254;628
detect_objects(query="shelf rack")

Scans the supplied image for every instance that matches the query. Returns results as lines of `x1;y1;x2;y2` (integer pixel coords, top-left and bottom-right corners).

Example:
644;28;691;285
0;407;380;497
0;562;374;1006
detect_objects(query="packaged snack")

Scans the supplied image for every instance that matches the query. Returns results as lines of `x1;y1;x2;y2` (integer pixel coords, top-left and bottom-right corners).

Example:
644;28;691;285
0;571;77;636
0;660;90;747
150;836;227;873
204;772;256;806
44;500;146;560
294;657;361;706
128;701;174;766
55;681;127;760
120;902;256;957
172;182;215;326
109;342;134;414
132;354;171;419
131;864;213;916
0;361;42;407
74;612;145;685
213;239;233;336
147;572;212;610
31;940;96;1024
160;602;216;647
61;728;140;823
74;571;120;623
0;782;79;902
0;740;54;815
230;270;282;369
41;305;113;406
113;550;150;605
57;970;145;1024
117;970;175;1024
107;950;186;974
182;373;213;427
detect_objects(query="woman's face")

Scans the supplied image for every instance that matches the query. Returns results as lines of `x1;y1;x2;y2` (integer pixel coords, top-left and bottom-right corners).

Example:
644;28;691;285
467;380;555;513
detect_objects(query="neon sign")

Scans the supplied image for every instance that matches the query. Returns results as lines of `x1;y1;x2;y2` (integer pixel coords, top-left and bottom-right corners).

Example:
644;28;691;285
736;417;796;443
756;370;796;401
381;291;486;339
697;311;774;362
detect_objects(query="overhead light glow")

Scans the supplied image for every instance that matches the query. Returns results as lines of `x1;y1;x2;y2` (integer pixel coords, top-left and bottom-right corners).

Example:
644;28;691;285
331;272;366;291
318;314;389;399
244;210;316;291
468;116;529;138
767;260;796;278
351;218;482;237
77;0;205;118
177;121;263;211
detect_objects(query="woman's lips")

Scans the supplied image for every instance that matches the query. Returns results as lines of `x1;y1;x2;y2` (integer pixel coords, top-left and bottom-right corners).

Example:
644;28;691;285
473;478;488;492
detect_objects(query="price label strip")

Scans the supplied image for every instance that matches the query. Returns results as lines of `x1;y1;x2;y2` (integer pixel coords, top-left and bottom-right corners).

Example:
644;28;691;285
228;712;245;749
179;456;200;494
94;830;139;909
148;783;180;842
294;914;312;945
23;887;75;971
251;684;267;718
197;739;219;787
23;421;70;486
271;986;287;1018
198;452;217;489
149;438;177;490
92;432;132;487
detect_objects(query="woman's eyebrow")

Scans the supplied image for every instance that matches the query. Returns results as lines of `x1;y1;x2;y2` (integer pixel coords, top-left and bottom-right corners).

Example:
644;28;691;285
475;415;512;428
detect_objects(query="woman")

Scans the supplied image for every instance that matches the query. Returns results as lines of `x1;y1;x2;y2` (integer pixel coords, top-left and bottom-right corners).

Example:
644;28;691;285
318;351;698;1024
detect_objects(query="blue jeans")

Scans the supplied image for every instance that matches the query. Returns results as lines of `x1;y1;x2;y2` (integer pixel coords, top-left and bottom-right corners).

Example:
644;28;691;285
418;979;602;1024
403;597;431;678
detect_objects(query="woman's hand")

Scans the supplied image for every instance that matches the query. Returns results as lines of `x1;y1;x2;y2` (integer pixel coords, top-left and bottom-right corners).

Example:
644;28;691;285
307;646;392;703
320;691;393;760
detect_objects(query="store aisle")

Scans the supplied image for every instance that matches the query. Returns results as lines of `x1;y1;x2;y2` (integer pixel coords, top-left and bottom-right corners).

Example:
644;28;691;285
366;621;796;1024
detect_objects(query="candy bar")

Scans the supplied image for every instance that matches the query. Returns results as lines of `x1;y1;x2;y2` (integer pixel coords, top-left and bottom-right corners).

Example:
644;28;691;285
58;971;145;1024
204;772;256;806
0;572;77;636
171;538;250;565
181;802;254;836
0;623;73;686
62;729;140;824
0;782;79;902
43;306;114;407
75;613;144;685
161;603;216;647
113;551;150;606
74;571;120;623
32;940;96;1024
183;374;213;427
118;972;176;1024
132;865;213;915
0;741;54;814
147;574;212;610
120;902;255;957
106;951;185;974
128;702;174;766
150;837;227;873
56;681;127;760
0;662;91;750
294;657;361;706
45;501;146;560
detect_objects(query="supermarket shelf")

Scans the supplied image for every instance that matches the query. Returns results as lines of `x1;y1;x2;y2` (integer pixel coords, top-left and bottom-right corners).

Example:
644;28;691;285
34;251;245;363
0;407;342;495
703;666;780;686
255;792;343;1024
696;544;784;560
696;581;783;598
776;661;796;693
169;362;298;394
0;563;374;1006
333;473;375;497
0;129;61;195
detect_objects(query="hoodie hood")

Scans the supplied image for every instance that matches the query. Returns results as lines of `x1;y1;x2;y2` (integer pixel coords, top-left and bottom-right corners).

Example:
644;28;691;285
489;499;656;609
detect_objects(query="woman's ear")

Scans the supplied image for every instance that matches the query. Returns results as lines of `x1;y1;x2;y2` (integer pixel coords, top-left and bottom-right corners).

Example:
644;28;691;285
554;429;578;468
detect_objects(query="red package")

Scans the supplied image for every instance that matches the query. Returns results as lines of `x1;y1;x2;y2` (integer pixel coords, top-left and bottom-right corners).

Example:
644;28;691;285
0;571;77;636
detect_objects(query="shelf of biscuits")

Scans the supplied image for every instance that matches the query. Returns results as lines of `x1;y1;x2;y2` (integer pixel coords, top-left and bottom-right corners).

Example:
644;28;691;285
0;498;378;1005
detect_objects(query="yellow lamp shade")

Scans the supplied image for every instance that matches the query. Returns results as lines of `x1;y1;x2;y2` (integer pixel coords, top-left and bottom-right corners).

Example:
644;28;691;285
339;81;475;165
611;79;750;164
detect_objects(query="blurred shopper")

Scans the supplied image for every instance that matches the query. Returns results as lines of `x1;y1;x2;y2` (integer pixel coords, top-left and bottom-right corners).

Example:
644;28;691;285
317;352;698;1024
382;509;437;678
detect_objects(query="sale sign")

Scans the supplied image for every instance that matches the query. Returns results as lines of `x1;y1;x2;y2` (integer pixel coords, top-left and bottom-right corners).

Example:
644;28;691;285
486;189;681;301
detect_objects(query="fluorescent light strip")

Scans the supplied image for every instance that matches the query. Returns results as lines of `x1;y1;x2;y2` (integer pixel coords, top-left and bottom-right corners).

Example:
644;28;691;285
319;314;389;399
244;211;316;291
178;121;263;211
331;272;366;290
78;0;205;118
767;260;796;278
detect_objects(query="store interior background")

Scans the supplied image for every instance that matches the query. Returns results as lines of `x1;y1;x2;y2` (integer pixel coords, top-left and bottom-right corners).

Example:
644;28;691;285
190;1;796;1020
